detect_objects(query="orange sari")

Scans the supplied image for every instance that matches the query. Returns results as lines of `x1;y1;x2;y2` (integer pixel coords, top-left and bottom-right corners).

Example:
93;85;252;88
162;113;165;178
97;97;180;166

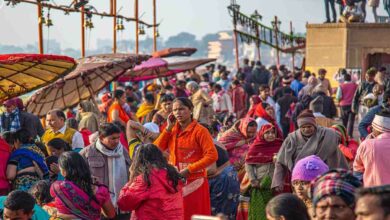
107;102;129;123
154;120;218;220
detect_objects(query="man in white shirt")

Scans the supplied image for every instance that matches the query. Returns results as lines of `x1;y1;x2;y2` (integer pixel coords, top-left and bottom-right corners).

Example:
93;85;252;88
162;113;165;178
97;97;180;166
42;109;84;152
212;84;233;122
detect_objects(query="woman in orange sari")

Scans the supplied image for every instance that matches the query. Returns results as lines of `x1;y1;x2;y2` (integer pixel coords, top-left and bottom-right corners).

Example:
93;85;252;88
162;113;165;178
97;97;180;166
107;90;130;126
154;97;218;220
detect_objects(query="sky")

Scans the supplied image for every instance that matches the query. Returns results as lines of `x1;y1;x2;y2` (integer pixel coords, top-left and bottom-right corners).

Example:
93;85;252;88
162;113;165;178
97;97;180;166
0;0;387;50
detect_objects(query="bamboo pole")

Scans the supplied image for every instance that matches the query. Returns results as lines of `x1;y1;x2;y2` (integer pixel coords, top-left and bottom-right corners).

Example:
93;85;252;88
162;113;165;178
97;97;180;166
37;0;44;54
113;0;117;53
153;0;157;52
81;6;85;57
135;0;139;54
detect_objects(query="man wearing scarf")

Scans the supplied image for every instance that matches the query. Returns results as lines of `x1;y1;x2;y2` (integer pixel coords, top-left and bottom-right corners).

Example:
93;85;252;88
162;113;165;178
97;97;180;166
271;110;348;191
0;99;21;133
80;123;130;216
354;111;390;187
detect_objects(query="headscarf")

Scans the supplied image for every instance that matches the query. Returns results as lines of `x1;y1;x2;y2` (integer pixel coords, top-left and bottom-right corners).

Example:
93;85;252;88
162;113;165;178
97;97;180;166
299;76;318;98
238;117;256;138
331;124;349;145
330;124;358;162
79;100;100;115
135;102;155;119
245;124;283;164
246;96;261;118
218;117;256;154
310;169;362;208
254;103;276;125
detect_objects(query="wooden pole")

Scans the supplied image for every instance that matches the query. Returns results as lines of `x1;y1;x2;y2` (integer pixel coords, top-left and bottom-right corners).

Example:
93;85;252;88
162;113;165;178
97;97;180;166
233;11;240;70
290;21;295;71
81;6;85;58
274;16;280;66
113;0;117;53
110;0;113;15
37;1;44;54
135;0;139;54
153;0;157;52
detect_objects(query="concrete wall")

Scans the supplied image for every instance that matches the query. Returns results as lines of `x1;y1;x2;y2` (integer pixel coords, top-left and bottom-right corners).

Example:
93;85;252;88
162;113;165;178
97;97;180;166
306;23;390;87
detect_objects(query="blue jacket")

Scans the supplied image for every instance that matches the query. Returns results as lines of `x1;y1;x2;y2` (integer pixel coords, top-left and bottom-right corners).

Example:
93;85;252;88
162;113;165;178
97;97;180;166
290;80;304;97
358;105;382;139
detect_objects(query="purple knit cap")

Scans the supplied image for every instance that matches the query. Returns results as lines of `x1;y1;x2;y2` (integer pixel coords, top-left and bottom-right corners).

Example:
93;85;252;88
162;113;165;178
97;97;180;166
291;155;329;182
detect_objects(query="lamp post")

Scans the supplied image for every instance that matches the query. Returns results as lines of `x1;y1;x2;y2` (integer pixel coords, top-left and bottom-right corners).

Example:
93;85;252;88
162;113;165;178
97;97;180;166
271;16;281;66
251;10;262;62
228;0;240;69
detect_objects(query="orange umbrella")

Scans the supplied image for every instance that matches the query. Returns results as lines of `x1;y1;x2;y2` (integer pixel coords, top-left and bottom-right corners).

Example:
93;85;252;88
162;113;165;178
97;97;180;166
0;54;76;102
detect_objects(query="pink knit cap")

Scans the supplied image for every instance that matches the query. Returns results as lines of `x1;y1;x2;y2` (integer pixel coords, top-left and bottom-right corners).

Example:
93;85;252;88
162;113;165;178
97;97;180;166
291;155;329;182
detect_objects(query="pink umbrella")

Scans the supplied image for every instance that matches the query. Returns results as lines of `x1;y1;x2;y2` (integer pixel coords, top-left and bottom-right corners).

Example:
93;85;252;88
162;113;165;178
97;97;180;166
118;57;216;82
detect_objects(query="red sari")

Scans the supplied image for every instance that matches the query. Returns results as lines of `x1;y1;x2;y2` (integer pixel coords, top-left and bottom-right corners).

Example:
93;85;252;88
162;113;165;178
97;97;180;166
218;118;256;182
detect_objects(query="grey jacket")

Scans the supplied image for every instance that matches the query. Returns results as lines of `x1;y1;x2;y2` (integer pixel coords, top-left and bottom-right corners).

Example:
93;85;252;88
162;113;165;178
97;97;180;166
80;142;131;187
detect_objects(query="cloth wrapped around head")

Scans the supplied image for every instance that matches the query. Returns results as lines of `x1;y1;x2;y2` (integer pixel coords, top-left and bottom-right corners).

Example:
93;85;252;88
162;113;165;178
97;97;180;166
297;109;317;128
310;169;362;208
291;155;329;182
245;124;283;164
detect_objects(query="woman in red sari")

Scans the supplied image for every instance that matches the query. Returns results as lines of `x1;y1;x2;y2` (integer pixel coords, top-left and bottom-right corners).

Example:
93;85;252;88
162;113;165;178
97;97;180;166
154;97;218;220
246;95;261;118
218;117;257;182
245;124;283;220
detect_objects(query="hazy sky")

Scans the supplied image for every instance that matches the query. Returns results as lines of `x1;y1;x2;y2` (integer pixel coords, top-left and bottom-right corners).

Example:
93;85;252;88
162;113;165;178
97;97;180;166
0;0;386;50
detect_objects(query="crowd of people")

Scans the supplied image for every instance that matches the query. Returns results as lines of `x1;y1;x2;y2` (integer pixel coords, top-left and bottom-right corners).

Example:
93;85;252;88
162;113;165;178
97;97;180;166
323;0;390;23
0;58;389;220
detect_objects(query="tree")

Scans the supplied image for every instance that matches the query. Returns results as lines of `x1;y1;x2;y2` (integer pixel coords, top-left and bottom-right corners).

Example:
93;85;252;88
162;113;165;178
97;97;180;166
164;32;199;49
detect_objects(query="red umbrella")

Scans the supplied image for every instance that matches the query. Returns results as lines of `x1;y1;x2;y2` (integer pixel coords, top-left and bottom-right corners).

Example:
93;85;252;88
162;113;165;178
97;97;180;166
26;53;149;117
152;48;197;58
0;54;76;102
118;57;216;82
